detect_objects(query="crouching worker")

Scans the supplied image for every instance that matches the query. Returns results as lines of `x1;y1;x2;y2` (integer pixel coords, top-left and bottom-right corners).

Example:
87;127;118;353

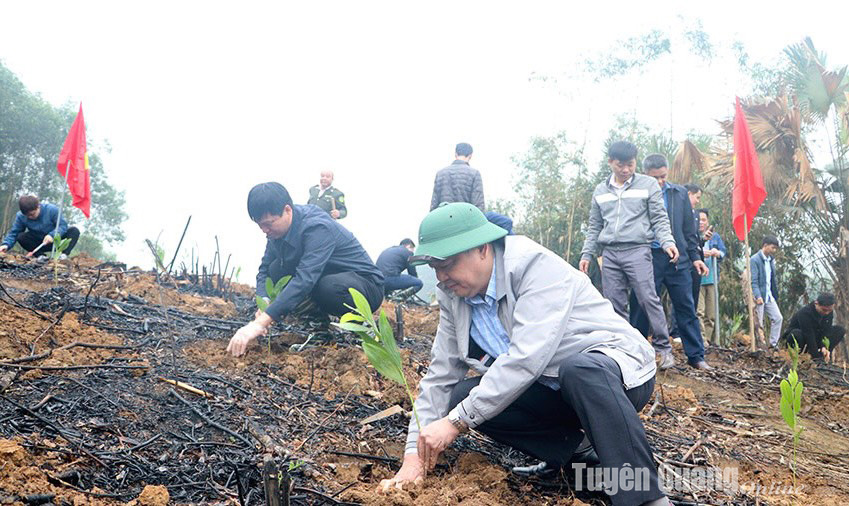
380;203;669;506
227;182;384;356
0;195;79;259
783;292;845;362
376;239;423;295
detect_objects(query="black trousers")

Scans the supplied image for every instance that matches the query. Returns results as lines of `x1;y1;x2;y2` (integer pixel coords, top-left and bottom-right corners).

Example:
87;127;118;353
17;227;80;256
785;325;845;360
269;260;383;317
448;352;663;506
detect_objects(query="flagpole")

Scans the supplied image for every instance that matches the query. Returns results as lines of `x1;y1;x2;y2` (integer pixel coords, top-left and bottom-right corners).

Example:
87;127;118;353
52;160;70;258
744;211;756;351
713;255;721;345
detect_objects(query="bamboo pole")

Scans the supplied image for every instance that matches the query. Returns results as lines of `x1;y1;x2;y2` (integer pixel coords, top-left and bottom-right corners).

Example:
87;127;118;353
744;212;756;351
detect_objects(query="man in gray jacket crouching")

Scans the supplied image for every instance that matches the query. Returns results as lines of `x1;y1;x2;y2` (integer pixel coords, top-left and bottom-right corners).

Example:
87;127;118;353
379;203;669;506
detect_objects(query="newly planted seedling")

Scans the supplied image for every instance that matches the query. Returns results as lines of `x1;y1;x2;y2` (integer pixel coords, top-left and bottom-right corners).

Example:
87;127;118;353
49;233;72;281
256;276;291;312
335;288;420;430
256;275;291;353
779;338;803;489
822;337;831;362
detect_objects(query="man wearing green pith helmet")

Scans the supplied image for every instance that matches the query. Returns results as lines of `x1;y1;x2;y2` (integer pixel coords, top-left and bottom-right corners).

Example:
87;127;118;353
379;203;670;506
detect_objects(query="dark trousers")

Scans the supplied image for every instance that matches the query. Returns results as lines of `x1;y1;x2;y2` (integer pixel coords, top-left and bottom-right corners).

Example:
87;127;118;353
630;249;705;364
785;325;845;360
448;352;663;506
383;274;423;294
269;260;383;317
18;227;80;256
670;270;702;339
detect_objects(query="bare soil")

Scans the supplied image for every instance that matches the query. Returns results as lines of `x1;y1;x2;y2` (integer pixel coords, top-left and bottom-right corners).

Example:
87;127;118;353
2;255;849;505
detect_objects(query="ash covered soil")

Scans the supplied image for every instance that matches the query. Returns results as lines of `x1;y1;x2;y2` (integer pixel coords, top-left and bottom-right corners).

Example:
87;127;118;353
1;253;849;505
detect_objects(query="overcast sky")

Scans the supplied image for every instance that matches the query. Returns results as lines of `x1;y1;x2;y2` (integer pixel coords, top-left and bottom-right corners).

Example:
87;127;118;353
1;1;846;286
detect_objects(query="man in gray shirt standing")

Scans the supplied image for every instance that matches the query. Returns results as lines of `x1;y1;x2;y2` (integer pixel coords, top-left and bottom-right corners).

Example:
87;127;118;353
579;141;679;369
430;142;485;211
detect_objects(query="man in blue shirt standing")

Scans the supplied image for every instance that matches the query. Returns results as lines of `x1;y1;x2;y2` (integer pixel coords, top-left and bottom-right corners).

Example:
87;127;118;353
697;209;726;344
0;195;79;259
227;182;384;356
751;235;782;348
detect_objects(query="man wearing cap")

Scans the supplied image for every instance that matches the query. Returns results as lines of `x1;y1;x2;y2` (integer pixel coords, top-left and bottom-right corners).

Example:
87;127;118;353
379;203;669;506
430;143;485;211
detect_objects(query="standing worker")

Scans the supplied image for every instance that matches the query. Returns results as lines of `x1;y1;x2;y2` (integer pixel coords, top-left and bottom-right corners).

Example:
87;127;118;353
430;142;485;211
308;170;347;219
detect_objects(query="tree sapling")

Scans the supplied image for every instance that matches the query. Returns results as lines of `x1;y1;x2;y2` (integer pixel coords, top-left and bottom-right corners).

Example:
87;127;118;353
335;288;420;430
780;338;804;489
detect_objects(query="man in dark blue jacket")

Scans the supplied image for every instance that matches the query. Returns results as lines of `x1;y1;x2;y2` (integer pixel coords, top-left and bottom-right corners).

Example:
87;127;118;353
376;238;422;294
227;182;384;356
0;195;79;258
630;155;712;370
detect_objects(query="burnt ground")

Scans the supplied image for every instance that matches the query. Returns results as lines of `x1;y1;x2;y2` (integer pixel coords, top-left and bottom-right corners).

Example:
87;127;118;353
1;253;848;505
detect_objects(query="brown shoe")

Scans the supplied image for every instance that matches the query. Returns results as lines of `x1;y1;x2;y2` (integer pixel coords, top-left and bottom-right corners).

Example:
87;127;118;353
690;360;714;371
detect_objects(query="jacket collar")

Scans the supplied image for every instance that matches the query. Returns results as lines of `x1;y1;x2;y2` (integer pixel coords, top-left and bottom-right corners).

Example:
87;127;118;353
494;240;507;301
451;159;470;166
281;205;304;247
607;174;634;189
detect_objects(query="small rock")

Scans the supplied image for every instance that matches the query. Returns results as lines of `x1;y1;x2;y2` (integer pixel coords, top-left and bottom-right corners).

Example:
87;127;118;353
137;484;169;506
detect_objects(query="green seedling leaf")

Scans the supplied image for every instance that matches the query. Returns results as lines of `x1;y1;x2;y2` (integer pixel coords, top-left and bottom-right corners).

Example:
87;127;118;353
793;381;803;413
340;312;365;323
256;296;269;311
265;278;274;299
780;394;795;429
788;369;798;386
378;309;401;363
823;337;831;351
348;288;376;326
362;338;405;384
273;275;292;296
335;322;372;334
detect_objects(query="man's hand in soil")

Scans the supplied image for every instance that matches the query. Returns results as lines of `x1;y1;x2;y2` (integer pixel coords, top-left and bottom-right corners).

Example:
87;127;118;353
378;454;425;492
226;314;272;356
821;347;831;362
0;245;7;254
418;417;460;471
42;235;54;245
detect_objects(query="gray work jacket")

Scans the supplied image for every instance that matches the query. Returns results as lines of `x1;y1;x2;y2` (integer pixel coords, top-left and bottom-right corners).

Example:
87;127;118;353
405;235;656;454
581;174;675;260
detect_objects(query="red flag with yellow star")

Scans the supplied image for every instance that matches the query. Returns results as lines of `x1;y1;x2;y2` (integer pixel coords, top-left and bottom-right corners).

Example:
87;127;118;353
57;103;91;218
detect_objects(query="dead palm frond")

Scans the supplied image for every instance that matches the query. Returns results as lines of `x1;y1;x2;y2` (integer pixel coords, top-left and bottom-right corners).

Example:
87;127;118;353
671;140;710;183
704;96;826;209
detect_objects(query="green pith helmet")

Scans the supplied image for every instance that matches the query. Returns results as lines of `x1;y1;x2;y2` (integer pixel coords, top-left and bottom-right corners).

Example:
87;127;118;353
409;203;507;266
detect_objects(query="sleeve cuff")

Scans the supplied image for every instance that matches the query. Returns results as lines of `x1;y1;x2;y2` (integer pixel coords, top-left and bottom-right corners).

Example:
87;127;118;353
457;399;484;429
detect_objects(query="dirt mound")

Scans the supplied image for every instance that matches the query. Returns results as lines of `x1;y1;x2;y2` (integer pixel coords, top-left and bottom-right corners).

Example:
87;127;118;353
0;308;131;368
183;339;420;406
343;453;577;505
93;272;237;317
0;438;120;505
381;301;439;337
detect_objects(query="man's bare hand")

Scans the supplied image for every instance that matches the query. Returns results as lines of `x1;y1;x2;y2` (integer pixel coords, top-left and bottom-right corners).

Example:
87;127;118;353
378;454;425;492
578;259;590;274
821;347;831;362
665;245;680;263
330;209;341;219
227;315;271;356
693;260;709;277
0;245;7;254
42;235;54;245
418;417;459;471
755;297;764;305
